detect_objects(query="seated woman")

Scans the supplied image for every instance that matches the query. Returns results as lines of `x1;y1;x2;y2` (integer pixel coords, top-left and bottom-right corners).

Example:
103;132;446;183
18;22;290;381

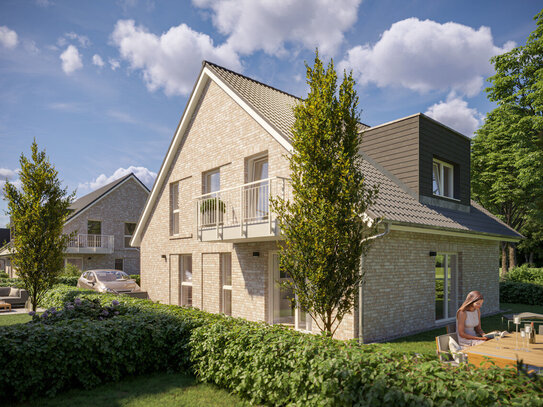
456;290;489;348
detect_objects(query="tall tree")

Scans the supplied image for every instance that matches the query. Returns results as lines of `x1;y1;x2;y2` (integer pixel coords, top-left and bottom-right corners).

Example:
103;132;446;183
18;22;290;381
272;52;378;336
3;141;74;310
472;10;543;272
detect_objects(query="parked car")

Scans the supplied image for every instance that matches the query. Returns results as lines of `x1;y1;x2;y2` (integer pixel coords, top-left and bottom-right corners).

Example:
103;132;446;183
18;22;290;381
77;269;141;294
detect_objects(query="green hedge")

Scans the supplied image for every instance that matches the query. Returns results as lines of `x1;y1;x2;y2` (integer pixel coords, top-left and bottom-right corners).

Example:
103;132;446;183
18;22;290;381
503;265;543;285
0;313;194;401
500;281;543;305
2;285;542;405
0;276;78;289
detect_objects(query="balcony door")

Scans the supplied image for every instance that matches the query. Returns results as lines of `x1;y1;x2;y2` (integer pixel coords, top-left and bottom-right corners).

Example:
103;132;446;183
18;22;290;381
435;253;458;321
246;155;268;222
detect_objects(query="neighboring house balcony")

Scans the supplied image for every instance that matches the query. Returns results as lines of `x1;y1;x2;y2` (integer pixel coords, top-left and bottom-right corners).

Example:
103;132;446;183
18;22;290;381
65;234;115;254
195;177;291;242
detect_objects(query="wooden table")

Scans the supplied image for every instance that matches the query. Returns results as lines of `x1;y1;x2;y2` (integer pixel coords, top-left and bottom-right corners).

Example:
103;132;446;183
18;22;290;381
463;333;543;373
0;301;11;312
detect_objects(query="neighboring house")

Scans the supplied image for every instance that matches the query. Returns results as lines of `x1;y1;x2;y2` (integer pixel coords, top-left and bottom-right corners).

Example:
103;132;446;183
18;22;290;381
130;61;522;342
0;228;10;274
0;173;149;278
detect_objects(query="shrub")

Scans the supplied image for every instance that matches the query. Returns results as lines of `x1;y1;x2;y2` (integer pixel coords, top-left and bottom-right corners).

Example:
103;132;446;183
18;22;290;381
29;297;125;324
0;313;194;401
502;265;543;285
500;281;543;305
0;277;25;288
0;271;8;278
61;263;82;277
130;274;141;285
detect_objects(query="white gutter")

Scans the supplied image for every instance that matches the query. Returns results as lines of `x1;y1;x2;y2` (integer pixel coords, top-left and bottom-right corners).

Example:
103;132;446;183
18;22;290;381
358;222;390;343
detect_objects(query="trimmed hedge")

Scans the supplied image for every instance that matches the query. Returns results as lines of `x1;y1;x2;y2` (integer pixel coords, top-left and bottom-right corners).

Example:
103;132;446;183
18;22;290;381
2;285;542;405
500;281;543;306
0;276;78;289
503;265;543;285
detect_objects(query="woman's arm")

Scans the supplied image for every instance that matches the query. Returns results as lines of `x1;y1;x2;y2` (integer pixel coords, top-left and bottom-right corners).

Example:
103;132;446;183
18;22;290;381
474;309;486;337
457;310;489;341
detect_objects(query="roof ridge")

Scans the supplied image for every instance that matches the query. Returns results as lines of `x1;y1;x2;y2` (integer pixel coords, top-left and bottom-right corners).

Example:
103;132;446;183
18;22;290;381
203;60;302;101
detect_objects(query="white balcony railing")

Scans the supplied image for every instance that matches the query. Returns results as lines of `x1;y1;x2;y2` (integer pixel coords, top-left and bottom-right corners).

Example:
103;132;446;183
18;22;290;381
66;234;115;254
195;177;291;241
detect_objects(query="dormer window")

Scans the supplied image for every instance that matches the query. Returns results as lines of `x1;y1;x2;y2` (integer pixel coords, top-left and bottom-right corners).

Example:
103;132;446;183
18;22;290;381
433;159;454;198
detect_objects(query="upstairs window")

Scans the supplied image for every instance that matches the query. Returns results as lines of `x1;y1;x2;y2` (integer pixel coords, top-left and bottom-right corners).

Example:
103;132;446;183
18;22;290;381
124;223;136;248
87;220;101;235
170;182;179;236
203;168;220;195
432;159;454;198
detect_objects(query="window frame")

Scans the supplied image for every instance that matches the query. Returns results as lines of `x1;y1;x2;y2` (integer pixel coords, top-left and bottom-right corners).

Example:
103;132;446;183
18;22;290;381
432;158;455;199
179;254;193;307
124;222;137;248
170;182;180;236
87;220;102;235
221;253;232;316
435;252;458;323
203;168;220;195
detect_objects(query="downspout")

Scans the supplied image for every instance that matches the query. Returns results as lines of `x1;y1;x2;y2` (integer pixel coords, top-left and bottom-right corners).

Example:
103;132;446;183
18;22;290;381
359;221;390;343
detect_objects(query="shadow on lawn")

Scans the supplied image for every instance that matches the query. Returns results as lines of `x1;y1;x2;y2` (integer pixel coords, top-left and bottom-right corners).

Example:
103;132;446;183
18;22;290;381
10;372;249;407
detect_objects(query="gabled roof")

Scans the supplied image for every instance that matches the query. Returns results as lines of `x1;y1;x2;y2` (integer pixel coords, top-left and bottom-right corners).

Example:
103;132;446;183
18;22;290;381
131;61;521;246
68;173;149;222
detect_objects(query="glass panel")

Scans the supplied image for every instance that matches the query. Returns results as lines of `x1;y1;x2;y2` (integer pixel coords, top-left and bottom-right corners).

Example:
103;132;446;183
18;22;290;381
432;163;441;195
87;220;101;235
447;255;458;319
172;213;179;235
272;253;295;325
124;223;136;235
204;170;220;194
124;236;132;248
180;255;192;282
222;254;231;286
182;286;192;307
435;254;444;320
223;289;232;316
114;259;123;271
443;165;452;197
171;183;179;210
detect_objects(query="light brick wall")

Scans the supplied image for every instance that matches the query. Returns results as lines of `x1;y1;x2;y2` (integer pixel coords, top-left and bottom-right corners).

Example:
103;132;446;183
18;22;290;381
63;177;148;274
360;230;499;342
139;77;501;343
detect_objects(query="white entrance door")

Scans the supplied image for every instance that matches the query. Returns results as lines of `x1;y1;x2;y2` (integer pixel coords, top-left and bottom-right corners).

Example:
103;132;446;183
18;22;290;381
269;252;311;331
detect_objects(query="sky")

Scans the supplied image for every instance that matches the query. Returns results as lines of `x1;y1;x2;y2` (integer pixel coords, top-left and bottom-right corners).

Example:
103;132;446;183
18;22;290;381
1;0;542;227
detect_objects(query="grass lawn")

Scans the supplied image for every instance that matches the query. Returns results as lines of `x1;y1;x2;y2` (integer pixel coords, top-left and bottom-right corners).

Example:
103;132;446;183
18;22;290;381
9;372;250;407
0;313;33;326
383;303;543;356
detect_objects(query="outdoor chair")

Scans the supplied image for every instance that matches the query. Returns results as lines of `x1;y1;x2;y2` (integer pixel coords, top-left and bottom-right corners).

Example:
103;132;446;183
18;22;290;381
436;333;466;365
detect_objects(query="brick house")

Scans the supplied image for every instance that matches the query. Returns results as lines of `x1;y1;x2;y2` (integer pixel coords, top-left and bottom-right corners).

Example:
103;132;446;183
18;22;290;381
131;61;521;342
1;173;149;277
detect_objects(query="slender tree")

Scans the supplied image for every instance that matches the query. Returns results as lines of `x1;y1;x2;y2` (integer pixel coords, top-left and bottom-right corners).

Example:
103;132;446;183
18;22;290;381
472;10;543;272
272;52;378;336
3;140;74;310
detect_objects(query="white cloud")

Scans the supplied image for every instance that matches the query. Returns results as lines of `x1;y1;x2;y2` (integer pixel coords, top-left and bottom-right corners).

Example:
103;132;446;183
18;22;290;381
109;58;120;71
0;168;21;192
78;166;157;192
0;26;18;49
340;18;515;97
24;40;39;54
111;19;241;95
193;0;361;56
92;54;105;67
36;0;54;7
0;168;18;179
60;45;83;74
65;32;91;48
424;94;483;137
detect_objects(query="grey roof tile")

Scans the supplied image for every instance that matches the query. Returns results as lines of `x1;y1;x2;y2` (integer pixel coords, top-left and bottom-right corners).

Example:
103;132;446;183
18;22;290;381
204;61;521;240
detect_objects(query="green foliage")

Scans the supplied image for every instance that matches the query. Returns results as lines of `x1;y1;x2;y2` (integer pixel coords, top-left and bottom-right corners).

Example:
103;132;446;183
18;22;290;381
5;284;542;405
130;274;141;285
0;271;8;278
56;276;79;286
61;263;82;277
0;277;26;288
472;11;543;267
199;198;226;213
2;140;75;311
29;297;125;324
500;281;543;305
272;51;378;335
502;264;543;285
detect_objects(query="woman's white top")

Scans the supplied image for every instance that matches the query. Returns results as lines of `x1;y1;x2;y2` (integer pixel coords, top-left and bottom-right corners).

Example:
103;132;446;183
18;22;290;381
457;310;485;348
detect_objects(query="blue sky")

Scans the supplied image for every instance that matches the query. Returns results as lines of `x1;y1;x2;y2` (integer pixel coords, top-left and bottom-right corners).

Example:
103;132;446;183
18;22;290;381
1;0;541;227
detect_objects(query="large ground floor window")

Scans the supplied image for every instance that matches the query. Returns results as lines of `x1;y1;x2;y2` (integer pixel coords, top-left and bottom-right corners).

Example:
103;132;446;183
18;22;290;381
435;253;458;321
179;254;192;307
269;252;311;331
221;253;232;316
65;257;83;271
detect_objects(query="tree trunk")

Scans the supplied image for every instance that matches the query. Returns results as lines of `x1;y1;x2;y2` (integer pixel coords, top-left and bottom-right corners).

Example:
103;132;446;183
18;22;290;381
529;252;534;265
501;242;508;277
508;243;516;271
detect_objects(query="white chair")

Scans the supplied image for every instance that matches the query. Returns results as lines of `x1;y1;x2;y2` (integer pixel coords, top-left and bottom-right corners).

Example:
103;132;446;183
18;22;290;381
435;333;467;365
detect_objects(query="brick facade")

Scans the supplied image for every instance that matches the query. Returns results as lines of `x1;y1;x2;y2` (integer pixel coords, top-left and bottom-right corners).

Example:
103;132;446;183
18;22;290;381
63;177;148;274
139;77;502;342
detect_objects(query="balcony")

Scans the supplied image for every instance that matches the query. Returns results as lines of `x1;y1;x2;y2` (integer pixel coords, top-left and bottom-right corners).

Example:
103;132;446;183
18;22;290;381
195;177;291;242
66;234;115;254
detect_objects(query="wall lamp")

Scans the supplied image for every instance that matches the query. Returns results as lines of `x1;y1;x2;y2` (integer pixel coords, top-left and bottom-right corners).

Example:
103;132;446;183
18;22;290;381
161;255;167;261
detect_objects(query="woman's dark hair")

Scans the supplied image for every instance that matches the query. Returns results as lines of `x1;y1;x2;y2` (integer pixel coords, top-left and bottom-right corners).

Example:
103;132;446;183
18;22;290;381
456;290;484;317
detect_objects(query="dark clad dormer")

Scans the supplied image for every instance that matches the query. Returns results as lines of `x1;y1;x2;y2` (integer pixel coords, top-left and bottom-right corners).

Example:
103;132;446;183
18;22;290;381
360;113;471;212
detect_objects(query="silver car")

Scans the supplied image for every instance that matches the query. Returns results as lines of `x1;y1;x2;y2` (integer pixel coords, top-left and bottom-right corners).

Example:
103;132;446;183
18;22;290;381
77;269;141;294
